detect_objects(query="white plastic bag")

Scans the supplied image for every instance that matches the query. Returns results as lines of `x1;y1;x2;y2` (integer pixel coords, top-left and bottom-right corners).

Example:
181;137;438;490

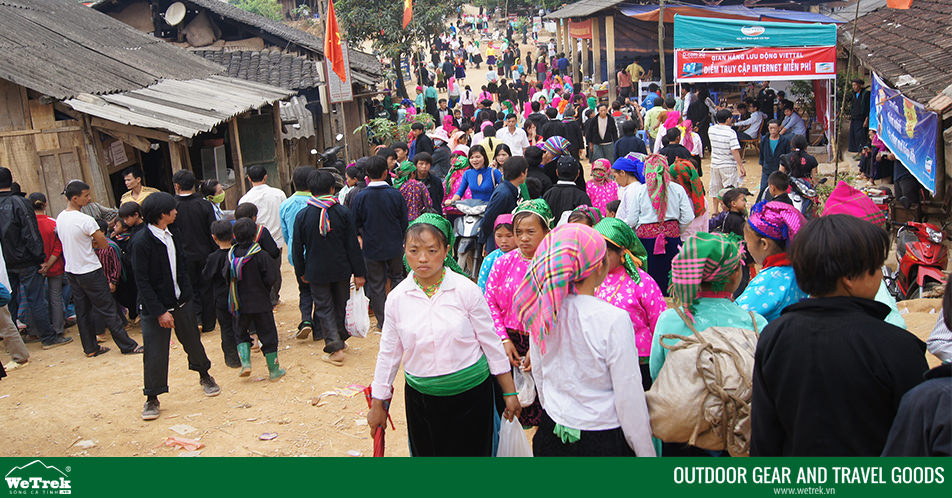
512;368;536;408
497;418;532;457
344;286;370;338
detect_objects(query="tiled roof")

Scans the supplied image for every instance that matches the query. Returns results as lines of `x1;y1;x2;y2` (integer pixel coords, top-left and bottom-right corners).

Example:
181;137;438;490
193;49;321;91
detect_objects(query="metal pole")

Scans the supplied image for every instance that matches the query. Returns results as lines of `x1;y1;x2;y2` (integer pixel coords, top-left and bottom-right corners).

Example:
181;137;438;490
833;0;862;182
658;0;667;94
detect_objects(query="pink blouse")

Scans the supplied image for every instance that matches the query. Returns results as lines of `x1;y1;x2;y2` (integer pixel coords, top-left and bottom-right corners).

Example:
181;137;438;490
595;266;666;357
442;168;473;216
484;249;532;338
586;180;619;216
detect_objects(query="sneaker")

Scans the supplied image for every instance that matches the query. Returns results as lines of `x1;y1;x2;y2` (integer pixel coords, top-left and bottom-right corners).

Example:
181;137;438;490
64;316;77;328
200;375;221;397
295;321;312;340
21;334;41;344
41;336;73;350
141;399;160;421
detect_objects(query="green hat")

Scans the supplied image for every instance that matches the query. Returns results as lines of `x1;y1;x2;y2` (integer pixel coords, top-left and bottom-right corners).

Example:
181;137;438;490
513;199;553;228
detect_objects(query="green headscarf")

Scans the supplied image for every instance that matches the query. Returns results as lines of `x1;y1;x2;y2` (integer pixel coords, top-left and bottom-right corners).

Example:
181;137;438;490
593;217;648;284
513;199;554;229
587;96;597;113
393;160;416;189
669;232;743;316
443;154;470;193
403;213;467;276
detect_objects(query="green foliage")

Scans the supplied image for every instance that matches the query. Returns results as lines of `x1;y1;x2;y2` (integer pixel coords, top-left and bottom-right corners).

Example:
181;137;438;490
229;0;283;22
335;0;462;60
789;80;815;117
354;113;434;146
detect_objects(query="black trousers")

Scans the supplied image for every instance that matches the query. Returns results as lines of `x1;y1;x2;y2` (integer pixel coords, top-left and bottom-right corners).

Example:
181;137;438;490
895;175;922;205
235;311;279;354
141;305;211;397
848;119;867;153
533;411;637;457
68;269;138;355
269;252;282;307
405;376;494;456
215;306;238;364
297;278;324;341
186;259;216;330
309;280;349;354
364;256;405;330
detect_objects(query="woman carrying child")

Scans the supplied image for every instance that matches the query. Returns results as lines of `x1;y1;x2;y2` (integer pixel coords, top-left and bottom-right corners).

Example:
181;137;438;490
367;213;520;456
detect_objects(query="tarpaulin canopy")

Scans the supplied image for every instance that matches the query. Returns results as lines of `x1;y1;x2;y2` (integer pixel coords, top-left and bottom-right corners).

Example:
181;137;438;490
673;16;837;50
619;4;843;25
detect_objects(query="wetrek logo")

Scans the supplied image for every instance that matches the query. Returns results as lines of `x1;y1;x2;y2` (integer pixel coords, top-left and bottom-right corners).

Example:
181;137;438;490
4;461;71;495
741;26;766;36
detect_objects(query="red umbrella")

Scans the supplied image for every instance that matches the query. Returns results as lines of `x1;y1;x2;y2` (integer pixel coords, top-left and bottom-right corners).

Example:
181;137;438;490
363;386;395;457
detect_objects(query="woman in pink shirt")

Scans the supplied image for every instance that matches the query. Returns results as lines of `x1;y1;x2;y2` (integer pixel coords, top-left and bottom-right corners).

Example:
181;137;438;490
593;218;666;390
586;158;619;216
484;199;552;426
367;214;519;456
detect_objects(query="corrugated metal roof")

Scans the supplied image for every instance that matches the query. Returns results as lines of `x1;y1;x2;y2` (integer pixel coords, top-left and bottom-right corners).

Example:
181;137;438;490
546;0;626;19
64;75;293;138
280;95;316;140
0;0;222;100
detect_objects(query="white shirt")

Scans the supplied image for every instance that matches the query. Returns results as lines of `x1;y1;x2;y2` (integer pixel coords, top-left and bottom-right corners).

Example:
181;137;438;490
372;270;511;400
239;184;288;248
614;182;638;223
0;240;9;289
496;127;530;156
623;182;695;229
148;224;181;299
735;111;765;137
460;90;476;106
708;124;741;169
55;209;102;274
529;294;656;456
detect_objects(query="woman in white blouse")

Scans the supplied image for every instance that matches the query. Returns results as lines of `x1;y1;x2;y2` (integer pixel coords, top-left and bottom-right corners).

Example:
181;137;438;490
367;214;520;456
514;224;655;456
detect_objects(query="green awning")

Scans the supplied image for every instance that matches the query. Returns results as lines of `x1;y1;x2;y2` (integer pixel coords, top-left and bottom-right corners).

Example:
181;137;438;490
673;15;837;50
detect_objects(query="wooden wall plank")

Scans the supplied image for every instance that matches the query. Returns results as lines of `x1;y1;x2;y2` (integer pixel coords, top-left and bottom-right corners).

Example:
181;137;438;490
29;100;55;130
0;79;28;132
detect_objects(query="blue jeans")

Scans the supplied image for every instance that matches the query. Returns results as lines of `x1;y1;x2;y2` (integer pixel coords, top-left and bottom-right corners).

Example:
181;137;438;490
8;265;57;343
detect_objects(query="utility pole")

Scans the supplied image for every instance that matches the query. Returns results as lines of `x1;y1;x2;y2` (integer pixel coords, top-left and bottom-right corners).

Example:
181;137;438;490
658;0;666;94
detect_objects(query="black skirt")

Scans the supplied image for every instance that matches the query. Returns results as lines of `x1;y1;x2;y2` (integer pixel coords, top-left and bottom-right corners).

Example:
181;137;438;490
405;376;495;456
532;411;637;457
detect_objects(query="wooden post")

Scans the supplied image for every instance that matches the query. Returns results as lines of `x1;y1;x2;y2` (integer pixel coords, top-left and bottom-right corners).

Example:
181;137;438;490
229;117;247;197
168;141;185;173
658;0;667;93
271;101;290;191
562;18;571;78
581;38;590;84
606;15;616;100
555;20;563;55
592;17;602;84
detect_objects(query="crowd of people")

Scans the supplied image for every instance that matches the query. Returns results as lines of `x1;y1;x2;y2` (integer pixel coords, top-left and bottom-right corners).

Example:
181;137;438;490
0;16;946;458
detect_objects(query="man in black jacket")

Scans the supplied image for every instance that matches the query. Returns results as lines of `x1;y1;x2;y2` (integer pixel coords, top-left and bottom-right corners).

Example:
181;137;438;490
413;152;444;207
0;167;68;348
540;107;567;141
171;170;217;333
131;192;219;421
410;123;433;157
293;170;367;366
658;128;693;166
542;157;592;223
585;103;619;162
561;107;584;159
526;100;547;133
479;157;527;254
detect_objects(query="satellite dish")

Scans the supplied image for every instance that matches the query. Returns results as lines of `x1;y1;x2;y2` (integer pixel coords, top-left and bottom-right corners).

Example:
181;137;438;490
164;2;186;26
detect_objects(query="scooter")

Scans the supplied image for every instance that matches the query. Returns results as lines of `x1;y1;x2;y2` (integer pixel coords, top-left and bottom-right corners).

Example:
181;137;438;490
311;134;347;175
452;198;488;279
883;221;948;300
789;176;827;220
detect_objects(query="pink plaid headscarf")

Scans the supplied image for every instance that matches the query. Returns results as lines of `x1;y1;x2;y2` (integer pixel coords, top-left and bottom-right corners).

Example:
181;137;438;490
821;181;887;227
747;200;806;242
514;224;607;354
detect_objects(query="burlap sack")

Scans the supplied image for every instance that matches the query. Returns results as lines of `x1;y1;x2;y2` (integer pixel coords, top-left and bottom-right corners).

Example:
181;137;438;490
645;309;758;456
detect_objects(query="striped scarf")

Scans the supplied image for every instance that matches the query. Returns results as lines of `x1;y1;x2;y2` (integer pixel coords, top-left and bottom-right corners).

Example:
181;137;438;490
306;195;337;236
643;154;671;223
669;232;742;319
594;217;647;284
669;157;706;218
227;243;263;315
443;155;470;193
513;224;607;354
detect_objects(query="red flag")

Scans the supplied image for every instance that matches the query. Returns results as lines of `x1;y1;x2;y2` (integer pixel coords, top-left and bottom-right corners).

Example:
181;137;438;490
324;0;346;82
886;0;913;8
402;0;412;29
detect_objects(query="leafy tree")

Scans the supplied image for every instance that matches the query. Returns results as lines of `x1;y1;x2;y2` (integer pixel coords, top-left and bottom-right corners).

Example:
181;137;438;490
229;0;283;22
336;0;462;97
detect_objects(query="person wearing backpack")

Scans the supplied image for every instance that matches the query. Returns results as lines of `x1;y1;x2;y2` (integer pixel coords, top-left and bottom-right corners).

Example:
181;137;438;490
649;232;767;456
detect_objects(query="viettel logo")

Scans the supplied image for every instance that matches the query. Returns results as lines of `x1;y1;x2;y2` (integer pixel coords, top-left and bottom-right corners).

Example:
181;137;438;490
741;26;766;36
4;460;71;495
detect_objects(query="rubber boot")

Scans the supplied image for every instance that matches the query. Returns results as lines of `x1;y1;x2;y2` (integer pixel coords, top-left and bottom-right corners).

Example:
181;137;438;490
237;342;252;377
265;351;286;380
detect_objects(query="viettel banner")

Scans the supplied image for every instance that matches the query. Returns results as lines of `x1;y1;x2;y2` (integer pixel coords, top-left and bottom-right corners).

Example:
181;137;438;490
674;46;836;83
870;72;939;194
673;14;837;49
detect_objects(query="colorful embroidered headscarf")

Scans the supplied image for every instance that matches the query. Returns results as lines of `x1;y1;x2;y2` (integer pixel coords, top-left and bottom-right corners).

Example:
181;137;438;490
594;217;648;284
611;154;646;184
443;154;470;193
821;181;887;227
539;136;570;156
393;160;417;190
591;158;611;184
494;213;514;229
669;232;743;317
681;119;695;152
514;224;607;353
570;205;603;225
669;157;706;218
747;200;806;242
403;213;467;276
513;198;554;229
643;154;671;223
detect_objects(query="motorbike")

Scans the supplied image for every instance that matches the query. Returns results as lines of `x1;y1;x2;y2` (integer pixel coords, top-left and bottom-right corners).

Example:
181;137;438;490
788;176;827;220
883;221;948;301
312;133;346;175
451;198;488;279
